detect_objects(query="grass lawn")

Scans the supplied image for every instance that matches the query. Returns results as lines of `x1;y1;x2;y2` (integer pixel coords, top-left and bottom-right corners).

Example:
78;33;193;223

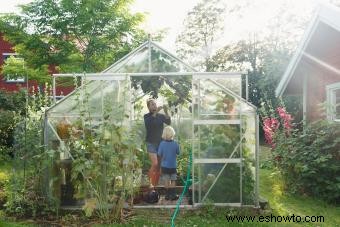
258;146;340;227
0;147;339;226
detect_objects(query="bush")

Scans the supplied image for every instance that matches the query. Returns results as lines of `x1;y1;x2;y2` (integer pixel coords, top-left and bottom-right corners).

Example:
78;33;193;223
0;90;25;160
0;89;26;113
0;172;9;208
3;86;56;218
0;111;19;147
273;121;340;204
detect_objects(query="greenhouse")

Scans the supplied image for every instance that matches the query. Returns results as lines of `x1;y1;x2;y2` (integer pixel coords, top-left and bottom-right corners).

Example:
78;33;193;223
44;40;260;209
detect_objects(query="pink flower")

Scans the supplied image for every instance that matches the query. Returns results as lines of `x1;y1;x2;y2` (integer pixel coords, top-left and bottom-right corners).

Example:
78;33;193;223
276;107;293;133
262;107;294;149
263;117;280;148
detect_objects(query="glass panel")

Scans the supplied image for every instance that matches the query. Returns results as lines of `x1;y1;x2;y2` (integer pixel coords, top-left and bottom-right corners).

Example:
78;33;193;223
210;77;241;95
50;80;101;115
106;43;193;73
335;89;340;119
49;80;121;116
194;124;240;158
193;77;255;121
174;118;192;140
193;79;241;117
240;102;256;114
151;45;193;72
114;46;149;73
192;74;258;206
193;163;240;204
55;77;75;98
43;120;63;200
45;119;60;150
130;74;192;117
241;114;256;205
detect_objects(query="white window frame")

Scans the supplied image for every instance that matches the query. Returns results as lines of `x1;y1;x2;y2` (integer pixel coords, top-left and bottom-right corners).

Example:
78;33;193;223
326;82;340;122
2;53;25;83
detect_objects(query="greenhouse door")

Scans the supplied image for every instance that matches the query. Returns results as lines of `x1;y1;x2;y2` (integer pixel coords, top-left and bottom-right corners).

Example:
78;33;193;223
192;73;243;206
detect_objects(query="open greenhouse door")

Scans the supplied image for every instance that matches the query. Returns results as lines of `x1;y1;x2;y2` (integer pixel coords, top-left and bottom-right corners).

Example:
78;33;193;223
192;73;251;207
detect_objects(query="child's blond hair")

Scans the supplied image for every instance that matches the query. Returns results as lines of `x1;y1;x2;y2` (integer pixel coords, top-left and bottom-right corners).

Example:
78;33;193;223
162;126;175;140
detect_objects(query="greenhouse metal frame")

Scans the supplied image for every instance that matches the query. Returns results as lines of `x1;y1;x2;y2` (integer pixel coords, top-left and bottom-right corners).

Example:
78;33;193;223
44;40;260;208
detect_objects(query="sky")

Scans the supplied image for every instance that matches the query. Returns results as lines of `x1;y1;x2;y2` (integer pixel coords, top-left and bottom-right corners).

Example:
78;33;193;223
0;0;331;52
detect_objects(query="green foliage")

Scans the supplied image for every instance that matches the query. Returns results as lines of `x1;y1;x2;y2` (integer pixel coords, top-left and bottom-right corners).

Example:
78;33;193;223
273;121;340;204
0;0;147;83
1;57;50;83
209;38;292;108
260;168;340;227
129;47;192;108
176;0;225;71
0;90;26;160
131;75;192;111
177;0;310;115
0;171;9;208
193;124;255;204
4;174;58;218
4;86;57;217
0;111;19;150
57;80;143;221
0;89;26;112
176;140;191;180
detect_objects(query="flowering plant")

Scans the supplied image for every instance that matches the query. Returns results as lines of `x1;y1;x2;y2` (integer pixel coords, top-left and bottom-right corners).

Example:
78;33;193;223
262;106;293;148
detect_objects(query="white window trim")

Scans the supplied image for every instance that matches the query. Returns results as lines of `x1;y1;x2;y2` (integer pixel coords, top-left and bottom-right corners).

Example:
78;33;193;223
326;82;340;122
3;53;18;57
2;53;25;83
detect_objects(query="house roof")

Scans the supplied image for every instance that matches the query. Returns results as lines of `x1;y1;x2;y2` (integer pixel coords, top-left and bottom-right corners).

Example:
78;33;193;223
276;3;340;96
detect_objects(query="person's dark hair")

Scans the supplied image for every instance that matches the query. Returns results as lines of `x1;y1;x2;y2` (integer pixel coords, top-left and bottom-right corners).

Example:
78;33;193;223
146;98;155;107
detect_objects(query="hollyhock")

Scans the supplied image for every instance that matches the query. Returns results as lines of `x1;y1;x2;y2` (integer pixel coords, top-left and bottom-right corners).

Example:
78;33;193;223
263;117;280;148
277;107;293;133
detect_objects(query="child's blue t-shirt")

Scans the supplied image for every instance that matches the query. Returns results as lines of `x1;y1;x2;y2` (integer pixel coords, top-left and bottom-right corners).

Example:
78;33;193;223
157;140;180;169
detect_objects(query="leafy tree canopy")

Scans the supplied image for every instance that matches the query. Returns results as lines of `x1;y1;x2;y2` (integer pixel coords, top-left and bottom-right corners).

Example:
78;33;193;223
177;0;312;115
0;0;148;83
176;0;226;71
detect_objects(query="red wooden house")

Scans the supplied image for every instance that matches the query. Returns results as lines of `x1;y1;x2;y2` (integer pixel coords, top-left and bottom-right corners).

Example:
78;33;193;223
0;33;73;97
276;4;340;124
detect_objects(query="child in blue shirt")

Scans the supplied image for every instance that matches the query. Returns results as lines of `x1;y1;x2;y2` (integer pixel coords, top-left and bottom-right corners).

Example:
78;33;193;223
158;126;180;200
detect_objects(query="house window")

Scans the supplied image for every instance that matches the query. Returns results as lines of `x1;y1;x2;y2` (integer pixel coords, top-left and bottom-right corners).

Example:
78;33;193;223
326;82;340;122
2;53;25;83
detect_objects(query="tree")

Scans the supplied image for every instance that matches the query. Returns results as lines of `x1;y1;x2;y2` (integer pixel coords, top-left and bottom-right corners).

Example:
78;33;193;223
208;35;294;107
0;0;147;83
205;0;313;113
175;0;226;71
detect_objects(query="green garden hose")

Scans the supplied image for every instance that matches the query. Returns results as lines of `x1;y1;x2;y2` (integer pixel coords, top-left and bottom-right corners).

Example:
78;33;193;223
171;149;192;227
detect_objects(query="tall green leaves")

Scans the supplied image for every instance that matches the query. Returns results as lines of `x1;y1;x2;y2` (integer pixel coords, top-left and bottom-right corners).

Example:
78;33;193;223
5;86;56;217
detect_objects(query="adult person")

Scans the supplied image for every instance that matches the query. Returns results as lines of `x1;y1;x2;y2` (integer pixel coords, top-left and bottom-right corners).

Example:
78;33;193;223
144;98;171;187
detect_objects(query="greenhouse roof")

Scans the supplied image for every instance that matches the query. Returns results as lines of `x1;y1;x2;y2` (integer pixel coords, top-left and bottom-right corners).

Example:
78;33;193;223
103;40;196;73
48;40;256;115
